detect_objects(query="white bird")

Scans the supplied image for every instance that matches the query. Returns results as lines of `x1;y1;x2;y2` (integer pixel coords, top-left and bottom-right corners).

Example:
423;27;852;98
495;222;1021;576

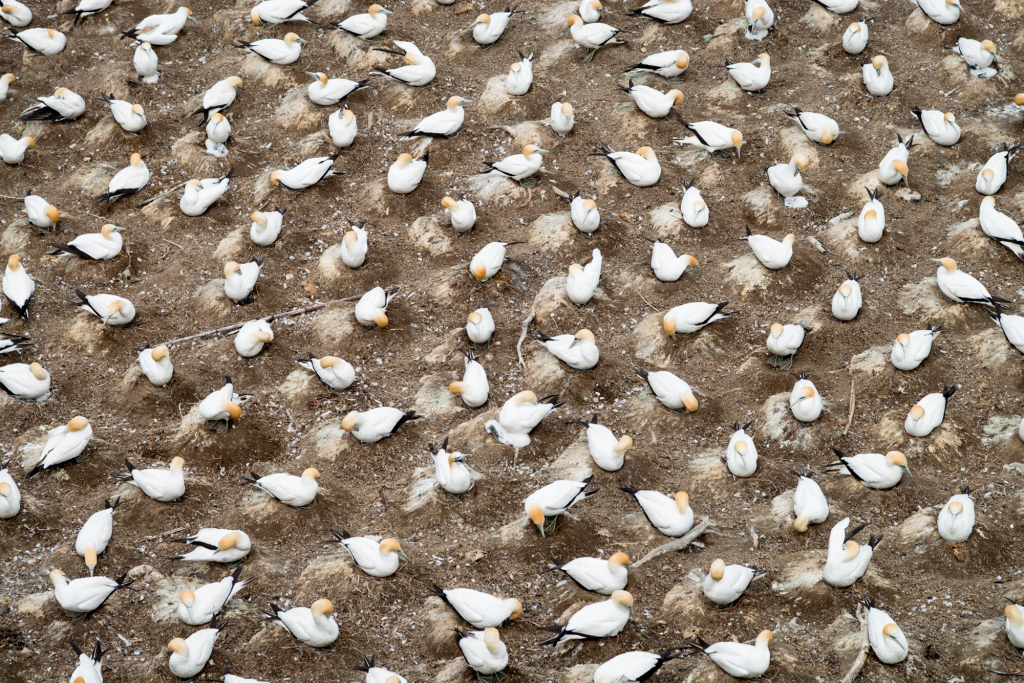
0;459;21;519
341;406;420;443
811;0;858;13
233;32;305;65
118;456;185;502
724;421;758;477
950;35;996;76
371;41;435;87
825;448;909;490
679;180;708;227
471;7;521;47
96;152;149;203
465;309;494;345
0;0;31;26
567;15;624;62
190;76;243;126
100;93;146;133
691;630;773;679
934;257;1005;305
482;144;546;181
72;291;135;326
234;320;273;358
566;250;602;306
822;518;880;587
1008;602;1024;651
905;385;955;437
622;486;693;536
177;566;255;625
306;72;368;107
591;144;660;187
538;591;633;645
524;477;595;536
354;658;407;683
329;530;407;577
891;324;941;371
917;0;961;25
486;390;563;449
6;28;66;55
167;618;225;679
197;378;246;429
224;672;269;683
134;42;159;83
862;55;893;97
17;87;85;122
50;569;133;614
725;53;771;91
433;585;521;628
865;599;909;664
0;361;50;401
619;80;683;119
744;0;774;40
912;106;960;146
242;467;319;507
792;468;829;532
387;151;428;194
333;223;366;268
68;639;104;683
505;53;534;95
0;133;34;164
0;74;14;102
402;96;468;138
832;272;863;321
428;438;473;495
264;599;339;648
594;649;686;683
551;552;629;595
739;226;794;269
297;354;355;392
702;560;764;605
250;0;317;26
674;120;744;158
354;286;396;328
49;224;125;261
878;134;914;186
767;155;808;198
577;414;632;471
223;259;262;303
75;498;119;576
789;372;821;423
937;486;974;543
205;112;231;157
636;368;699;412
457;628;507;677
766;323;807;366
623;50;689;80
123;7;196;45
249;210;283;247
180;171;232;216
858;188;885;243
785;108;838;145
533;328;599;371
24;192;59;231
647;239;698;282
449;349;488;409
471;241;518;282
169;528;251;564
580;0;604;22
550;101;575;137
628;0;692;24
26;416;92;477
334;4;391;39
976;144;1018;196
329;107;357;148
270;152;340;190
0;329;32;356
988;304;1024;355
843;21;868;54
3;254;34;318
443;196;476;234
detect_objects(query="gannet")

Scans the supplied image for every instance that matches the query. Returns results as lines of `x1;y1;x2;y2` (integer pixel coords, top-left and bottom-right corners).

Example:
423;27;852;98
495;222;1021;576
486;390;563;448
566;251;602;305
786;108;838;145
789;372;821;423
623;50;689;80
0;74;14;102
580;0;604;22
591;143;661;187
862;56;893;97
0;361;49;401
242;467;319;507
100;93;146;133
792;468;829;531
724;421;758;477
674;120;744;157
26;417;92;477
75;498;119;575
387;151;428;194
205;112;231;156
0;331;32;356
17;87;85;122
371;41;435;86
680;180;708;227
465;309;494;345
538;591;633;645
336;223;369;271
432;584;521;628
443;196;476;234
506;52;534;95
843;21;867;54
934;257;1006;305
355;286;396;328
354;656;408;683
3;254;34;319
647;238;698;282
233;32;305;65
121;7;196;45
456;628;507;678
342;407;420;443
197;377;247;431
987;304;1024;354
550;101;575;137
937;486;974;543
180;169;232;216
334;4;391;39
481;144;546;181
725;53;771;91
767;155;808;198
918;0;961;25
905;385;955;437
576;414;632;471
822;518;880;587
224;258;262;302
69;639;105;683
234;320;273;358
621;486;693;536
594;649;686;683
0;459;21;519
329;529;407;577
825;448;909;490
832;271;862;321
167;617;225;679
766;323;807;367
688;631;773;679
978;144;1019;196
169;528;251;563
811;0;858;13
950;35;996;76
428;438;473;495
636;368;698;411
177;566;255;625
250;209;284;247
270;152;340;190
134;42;159;83
628;0;693;24
329;107;357;147
250;0;318;26
264;599;339;647
567;15;624;62
550;552;629;595
402;96;468;138
744;0;774;40
0;0;30;26
49;224;125;261
703;560;765;605
6;28;66;55
449;349;488;408
49;569;132;614
891;324;941;371
739;225;794;268
471;6;521;47
71;290;135;326
0;134;33;164
297;354;355;391
190;76;243;126
532;328;598;370
878;134;915;186
471;241;520;282
1008;601;1024;651
619;80;683;119
306;72;368;106
95;152;149;203
912;106;960;146
23;192;59;230
858;187;885;243
864;598;909;664
117;456;185;502
524;477;595;536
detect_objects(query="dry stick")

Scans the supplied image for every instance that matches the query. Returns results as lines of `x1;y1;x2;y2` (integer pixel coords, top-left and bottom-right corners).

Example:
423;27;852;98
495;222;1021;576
840;604;870;683
633;517;709;568
844;378;856;436
158;302;328;346
517;308;536;370
140;180;189;207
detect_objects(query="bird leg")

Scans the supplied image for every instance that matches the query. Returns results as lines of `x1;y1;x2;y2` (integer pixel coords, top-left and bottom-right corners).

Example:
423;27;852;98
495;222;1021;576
518;177;537;188
543;515;559;536
582;48;597;64
480;42;496;51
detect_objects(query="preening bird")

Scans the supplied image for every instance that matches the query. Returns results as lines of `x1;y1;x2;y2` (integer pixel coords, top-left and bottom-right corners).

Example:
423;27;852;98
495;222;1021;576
26;416;92;477
664;301;736;336
785;108;838;145
702;560;765;605
687;630;773;679
387;151;428;194
3;254;34;319
169;528;252;563
550;101;575;137
911;106;960;146
75;497;119;575
976;145;1018;196
862;56;893;97
334;4;391;39
306;72;368;107
270;153;341;190
891;324;941;371
621;485;693;536
70;290;136;326
635;368;698;412
250;209;284;247
354;286;396;328
6;27;67;55
580;0;604;22
937;486;974;544
329;107;357;147
589;144;660;187
485;390;564;448
538;590;633;645
95;152;149;203
577;414;632;471
24;192;60;230
824;448;909;490
0;133;34;164
523;477;596;537
0;361;50;401
442;196;477;235
177;566;256;625
471;242;519;282
905;385;955;437
792;468;829;532
646;238;698;282
674;119;744;158
744;0;773;41
134;42;159;83
724;53;771;92
0;0;31;26
328;529;408;577
456;628;507;677
566;15;625;62
843;21;867;54
0;73;17;102
121;6;196;45
566;249;602;305
864;598;909;664
464;308;494;345
69;639;105;683
402;96;468;138
431;584;522;628
680;180;708;227
223;258;263;303
353;657;407;683
532;328;599;371
933;257;1007;305
549;552;630;595
197;377;247;431
767;154;808;198
878;134;915;186
117;456;185;502
738;225;794;268
48;224;125;261
341;407;420;443
858;188;885;243
233;32;305;65
167;617;226;679
100;93;146;133
370;41;436;87
297;354;355;392
628;0;692;24
234;319;273;358
428;438;474;495
822;518;880;587
17;87;85;122
180;169;233;216
506;52;534;95
618;80;683;119
724;421;758;477
623;50;689;80
449;349;488;408
831;271;862;321
471;6;521;47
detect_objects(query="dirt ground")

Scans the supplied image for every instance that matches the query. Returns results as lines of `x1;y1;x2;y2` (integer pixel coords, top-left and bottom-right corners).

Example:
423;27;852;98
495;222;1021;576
3;0;1024;681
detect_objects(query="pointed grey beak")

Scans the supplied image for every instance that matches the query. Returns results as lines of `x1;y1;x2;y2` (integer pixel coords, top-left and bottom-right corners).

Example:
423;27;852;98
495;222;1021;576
188;14;199;23
397;549;409;561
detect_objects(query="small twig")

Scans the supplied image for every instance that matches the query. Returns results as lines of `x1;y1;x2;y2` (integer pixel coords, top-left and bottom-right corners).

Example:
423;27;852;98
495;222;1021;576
158;302;327;346
844;379;855;436
840;604;870;683
638;292;657;311
143;525;187;541
163;238;184;249
633;517;709;568
517;309;536;370
140;181;189;207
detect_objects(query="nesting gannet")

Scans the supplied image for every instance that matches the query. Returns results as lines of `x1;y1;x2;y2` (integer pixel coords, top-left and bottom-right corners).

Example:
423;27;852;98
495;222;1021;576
271;152;341;190
0;0;30;26
689;631;773;679
190;76;243;126
744;0;774;40
235;319;273;358
1008;601;1024;651
297;354;355;392
486;390;564;448
71;290;135;327
934;257;1006;305
339;223;367;268
905;385;955;437
197;377;247;431
621;486;693;536
702;560;765;605
23;192;59;230
977;145;1018;196
17;87;85;122
766;323;807;368
250;210;284;247
49;224;125;261
3;254;34;319
738;226;795;268
169;528;252;563
428;438;473;495
911;106;960;146
506;52;534;95
532;329;599;371
457;628;508;677
471;6;521;47
329;529;407;577
917;0;961;25
26;417;92;477
471;241;520;282
443;196;476;234
576;414;632;471
724;421;758;477
250;0;317;26
334;4;391;39
75;498;119;576
117;456;185;502
864;598;909;664
0;361;50;401
95;152;149;203
180;170;232;216
767;155;808;198
891;324;941;371
594;649;686;683
134;42;159;83
822;518;880;587
937;486;974;543
988;304;1024;354
862;56;893;97
306;72;368;107
342;407;420;443
167;617;225;679
566;251;602;305
674;120;744;158
550;102;575;137
623;50;689;80
223;258;262;303
789;372;821;423
205;112;231;157
811;0;858;13
329;106;357;148
99;93;146;133
449;349;488;408
432;584;521;628
580;0;604;22
524;477;595;536
6;28;66;55
0;73;14;102
264;599;338;647
0;459;21;519
590;144;660;187
786;108;838;145
233;32;305;65
538;591;633;645
354;657;407;683
567;15;624;62
619;80;683;119
387;151;429;194
481;145;546;182
121;7;196;45
628;0;692;24
842;21;867;54
824;448;909;490
402;96;468;138
69;639;105;683
50;569;133;614
635;368;699;411
724;53;771;92
858;187;885;243
177;566;256;625
242;467;319;507
371;41;436;86
550;552;629;595
950;35;996;77
878;134;914;186
831;271;862;321
646;238;698;282
680;180;708;227
0;134;34;164
355;286;396;328
463;309;494;346
792;468;829;531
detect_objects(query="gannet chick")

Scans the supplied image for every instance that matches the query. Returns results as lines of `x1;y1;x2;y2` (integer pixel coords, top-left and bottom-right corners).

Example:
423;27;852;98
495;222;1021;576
767;155;808;198
532;328;599;371
824;448;909;490
812;0;858;13
370;40;436;87
690;631;773;679
402;96;468;138
858;188;885;243
0;134;34;164
725;53;771;92
822;518;880;587
911;106;960;146
334;4;391;39
0;73;14;102
566;15;625;62
1008;601;1024;651
167;617;226;679
306;72;368;107
905;385;955;437
664;301;736;337
329;530;407;577
71;290;135;326
891;324;941;371
623;49;689;80
702;560;765;605
465;310;494;347
524;477;595;537
538;591;633;645
576;414;632;471
988;304;1024;354
329;107;357;148
0;361;50;401
789;372;821;423
647;238;698;282
75;498;120;576
878;134;915;186
680;180;708;227
265;598;339;647
387;151;428;194
100;93;146;133
48;224;125;262
49;569;133;615
177;566;255;625
297;354;354;392
250;0;318;26
442;196;476;235
122;6;197;45
471;241;520;282
550;101;575;137
786;108;838;145
976;145;1018;196
628;0;693;24
249;210;284;247
863;599;909;664
26;417;91;477
95;152;149;203
432;584;521;627
17;87;85;122
550;552;629;595
169;528;251;563
0;460;21;519
3;254;34;318
232;32;305;65
738;226;794;269
180;170;233;216
635;368;698;412
590;144;661;187
354;286;396;328
117;456;185;502
481;144;546;181
619;80;683;119
472;7;521;47
486;391;564;449
566;251;602;306
918;0;961;25
197;377;246;431
428;437;473;495
568;193;600;235
24;192;59;230
950;35;996;76
933;257;1007;305
234;320;273;358
190;76;243;126
343;407;420;444
243;467;319;507
724;421;758;477
937;486;974;544
843;21;868;54
621;486;693;536
674;120;744;158
792;468;829;531
744;0;774;41
134;42;159;83
137;348;174;385
767;323;807;368
0;0;31;26
831;271;862;321
450;349;488;408
205;113;231;157
69;639;105;683
6;28;66;55
862;56;893;97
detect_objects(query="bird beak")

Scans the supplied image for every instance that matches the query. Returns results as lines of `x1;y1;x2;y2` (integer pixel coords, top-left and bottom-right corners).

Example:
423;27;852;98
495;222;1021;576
188;13;198;23
569;337;582;348
461;99;473;104
397;549;409;561
902;465;912;477
382;8;393;13
537;149;550;154
930;258;943;264
296;36;308;43
304;71;317;78
114;226;127;232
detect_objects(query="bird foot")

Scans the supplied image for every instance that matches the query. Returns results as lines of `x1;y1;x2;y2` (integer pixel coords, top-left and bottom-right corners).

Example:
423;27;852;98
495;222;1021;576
542;515;559;536
518;177;537;188
446;132;459;140
768;354;794;371
207;420;230;434
475;672;506;683
364;36;386;43
582;49;597;64
480;42;496;50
